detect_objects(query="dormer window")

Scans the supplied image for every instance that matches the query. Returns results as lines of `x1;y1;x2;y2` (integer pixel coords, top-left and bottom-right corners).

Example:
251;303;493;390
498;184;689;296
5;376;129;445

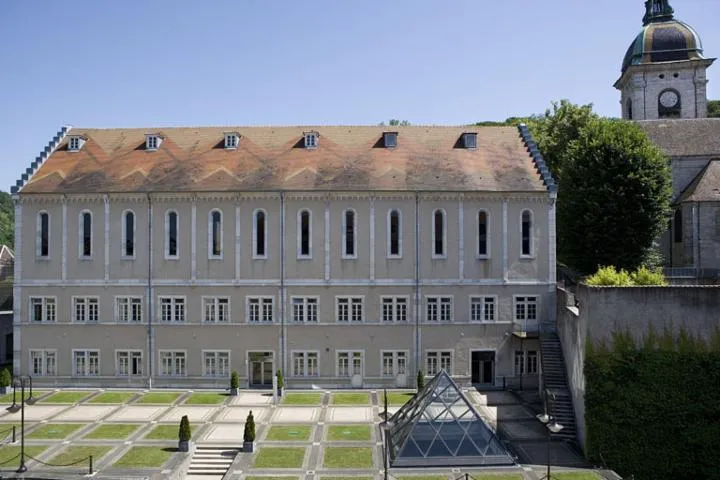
145;134;162;151
383;132;398;148
67;136;86;151
463;133;478;149
224;132;239;149
304;132;318;149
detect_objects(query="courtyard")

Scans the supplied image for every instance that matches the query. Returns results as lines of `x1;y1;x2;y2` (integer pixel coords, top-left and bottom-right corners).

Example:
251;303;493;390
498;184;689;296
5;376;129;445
0;388;603;479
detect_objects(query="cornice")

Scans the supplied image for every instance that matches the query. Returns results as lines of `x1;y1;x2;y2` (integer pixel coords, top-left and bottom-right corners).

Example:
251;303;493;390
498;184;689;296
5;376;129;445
17;194;65;205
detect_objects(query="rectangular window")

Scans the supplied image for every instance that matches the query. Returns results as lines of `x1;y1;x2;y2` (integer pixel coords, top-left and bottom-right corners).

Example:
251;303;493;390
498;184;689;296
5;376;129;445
470;296;496;322
203;351;230;377
117;350;143;376
224;133;239;149
337;350;363;377
426;351;453;376
159;296;186;323
116;297;143;323
381;351;408;377
336;297;363;323
292;351;319;377
426;296;452;322
463;132;478;149
80;212;92;258
247;297;274;323
30;350;56;376
382;297;408;323
37;212;50;258
514;351;525;375
526;350;538;374
292;297;318;323
343;210;356;258
73;350;100;376
383;132;398;148
203;297;230;323
514;296;538;323
73;297;100;323
304;132;318;148
159;351;186;376
30;297;56;323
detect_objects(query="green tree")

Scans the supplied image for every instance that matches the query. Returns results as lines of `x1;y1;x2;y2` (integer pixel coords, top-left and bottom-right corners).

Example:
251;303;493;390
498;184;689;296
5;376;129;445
0;191;13;248
708;100;720;118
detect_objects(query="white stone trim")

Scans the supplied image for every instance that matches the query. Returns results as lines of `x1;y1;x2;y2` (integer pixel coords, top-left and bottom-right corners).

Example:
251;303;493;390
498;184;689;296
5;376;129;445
296;208;313;259
121;209;137;260
341;208;358;259
324;201;330;280
191;199;197;279
78;209;94;259
104;195;110;280
252;208;268;260
369;198;375;280
61;202;66;278
235;205;241;280
458;198;464;280
475;208;491;259
208;208;223;260
502;200;508;281
13;198;22;375
520;208;535;258
164;209;179;260
548;194;557;293
431;208;447;259
35;210;51;260
386;208;403;259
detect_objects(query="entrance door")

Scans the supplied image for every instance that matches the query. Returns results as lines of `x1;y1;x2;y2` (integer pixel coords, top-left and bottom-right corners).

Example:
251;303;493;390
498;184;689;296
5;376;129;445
248;352;274;387
471;351;495;385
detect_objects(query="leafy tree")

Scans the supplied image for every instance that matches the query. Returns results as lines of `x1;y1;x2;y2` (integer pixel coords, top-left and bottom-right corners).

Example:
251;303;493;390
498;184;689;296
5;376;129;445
708;100;720;118
0;191;13;248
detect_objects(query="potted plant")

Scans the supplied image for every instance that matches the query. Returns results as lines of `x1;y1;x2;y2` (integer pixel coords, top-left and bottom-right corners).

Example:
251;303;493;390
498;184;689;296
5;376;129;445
243;410;256;452
178;415;192;452
230;370;240;396
0;369;11;395
276;369;284;397
417;369;425;391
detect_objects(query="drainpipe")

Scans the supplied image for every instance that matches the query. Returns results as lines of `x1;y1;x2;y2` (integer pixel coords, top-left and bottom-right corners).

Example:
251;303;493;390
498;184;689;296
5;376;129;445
414;193;420;378
147;194;154;389
280;192;286;379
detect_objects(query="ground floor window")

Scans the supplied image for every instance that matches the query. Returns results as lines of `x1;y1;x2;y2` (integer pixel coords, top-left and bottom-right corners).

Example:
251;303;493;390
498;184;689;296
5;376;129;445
30;349;56;376
73;350;100;376
292;351;319;377
203;351;230;377
382;350;408;377
514;350;538;375
117;350;143;376
337;350;363;377
426;350;452;376
160;351;186;376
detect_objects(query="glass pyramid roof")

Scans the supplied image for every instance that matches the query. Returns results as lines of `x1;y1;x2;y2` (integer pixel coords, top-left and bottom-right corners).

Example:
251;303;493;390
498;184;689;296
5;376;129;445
386;370;515;467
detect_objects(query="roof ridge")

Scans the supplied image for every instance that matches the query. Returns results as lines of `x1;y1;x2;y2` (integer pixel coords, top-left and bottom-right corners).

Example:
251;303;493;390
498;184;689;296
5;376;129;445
11;126;70;194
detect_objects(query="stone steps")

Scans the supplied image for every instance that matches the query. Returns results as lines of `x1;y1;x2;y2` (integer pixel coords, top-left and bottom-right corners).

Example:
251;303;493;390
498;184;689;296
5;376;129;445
186;445;239;478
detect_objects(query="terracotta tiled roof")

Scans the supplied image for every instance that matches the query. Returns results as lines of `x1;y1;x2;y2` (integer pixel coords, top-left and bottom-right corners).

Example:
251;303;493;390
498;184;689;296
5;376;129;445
638;119;720;157
20;126;548;194
676;159;720;203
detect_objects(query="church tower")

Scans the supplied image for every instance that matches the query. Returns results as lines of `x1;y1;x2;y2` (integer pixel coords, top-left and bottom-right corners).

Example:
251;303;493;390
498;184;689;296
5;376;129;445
614;0;714;120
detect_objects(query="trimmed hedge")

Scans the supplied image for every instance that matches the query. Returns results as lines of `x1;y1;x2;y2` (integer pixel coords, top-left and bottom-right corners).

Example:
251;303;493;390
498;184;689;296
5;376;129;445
585;330;720;480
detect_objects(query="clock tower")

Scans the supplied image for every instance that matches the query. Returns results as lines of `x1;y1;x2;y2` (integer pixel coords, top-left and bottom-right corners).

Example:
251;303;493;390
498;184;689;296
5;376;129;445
614;0;715;120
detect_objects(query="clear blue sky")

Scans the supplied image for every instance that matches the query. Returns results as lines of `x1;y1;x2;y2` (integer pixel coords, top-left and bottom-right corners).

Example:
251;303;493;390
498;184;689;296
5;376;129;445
1;0;718;191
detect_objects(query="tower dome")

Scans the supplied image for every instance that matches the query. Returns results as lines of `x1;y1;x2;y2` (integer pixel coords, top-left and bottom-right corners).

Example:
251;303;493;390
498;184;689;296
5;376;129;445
621;0;705;73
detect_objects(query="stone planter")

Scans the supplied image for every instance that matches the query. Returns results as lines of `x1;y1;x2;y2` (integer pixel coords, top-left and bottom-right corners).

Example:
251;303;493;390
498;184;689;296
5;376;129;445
230;387;239;396
243;441;254;453
276;387;284;397
178;440;193;452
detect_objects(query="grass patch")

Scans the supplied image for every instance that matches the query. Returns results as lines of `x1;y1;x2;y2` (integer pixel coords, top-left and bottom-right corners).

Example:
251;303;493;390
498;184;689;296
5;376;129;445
321;478;373;480
395;477;449;480
331;393;371;405
85;423;141;440
323;447;373;468
266;425;312;441
0;390;41;404
552;474;601;480
282;393;322;405
49;446;112;465
385;391;415;405
135;392;182;404
114;446;174;468
327;425;371;441
0;423;22;436
0;445;47;464
145;424;187;440
246;477;300;480
89;392;136;404
253;447;306;468
40;391;93;403
183;392;227;405
27;423;84;440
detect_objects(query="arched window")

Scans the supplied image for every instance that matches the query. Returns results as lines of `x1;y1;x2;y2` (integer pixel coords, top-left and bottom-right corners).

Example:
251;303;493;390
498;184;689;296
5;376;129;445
298;209;311;258
432;209;446;257
209;209;222;258
342;209;356;258
122;210;135;258
79;211;92;258
674;209;683;243
254;210;267;258
37;211;49;258
477;210;488;257
388;209;402;257
166;210;178;258
626;99;633;120
521;210;532;256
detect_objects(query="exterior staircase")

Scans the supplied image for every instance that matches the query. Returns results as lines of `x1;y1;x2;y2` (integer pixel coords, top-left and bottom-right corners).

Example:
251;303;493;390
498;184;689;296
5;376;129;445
186;445;240;478
539;333;577;441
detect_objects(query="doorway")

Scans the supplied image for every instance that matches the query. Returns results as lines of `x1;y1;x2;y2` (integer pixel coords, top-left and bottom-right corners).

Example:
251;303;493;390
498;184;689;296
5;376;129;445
248;351;274;387
471;351;495;385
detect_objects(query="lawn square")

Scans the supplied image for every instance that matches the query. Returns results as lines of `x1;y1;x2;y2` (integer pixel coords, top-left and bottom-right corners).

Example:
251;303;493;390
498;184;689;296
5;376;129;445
84;423;141;440
282;393;323;405
246;477;300;480
0;446;46;464
323;447;373;468
183;392;227;405
40;391;93;404
27;423;85;440
49;446;112;466
384;392;415;405
327;425;372;441
89;392;136;404
253;447;306;468
330;393;371;405
135;392;182;404
266;425;312;441
552;474;601;480
145;424;189;440
113;446;174;468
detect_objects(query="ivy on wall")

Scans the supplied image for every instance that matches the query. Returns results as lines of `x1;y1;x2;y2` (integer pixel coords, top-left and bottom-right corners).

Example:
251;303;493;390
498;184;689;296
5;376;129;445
585;327;720;480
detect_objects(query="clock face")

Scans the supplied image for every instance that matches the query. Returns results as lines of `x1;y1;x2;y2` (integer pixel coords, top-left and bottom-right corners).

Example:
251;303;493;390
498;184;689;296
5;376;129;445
660;90;679;108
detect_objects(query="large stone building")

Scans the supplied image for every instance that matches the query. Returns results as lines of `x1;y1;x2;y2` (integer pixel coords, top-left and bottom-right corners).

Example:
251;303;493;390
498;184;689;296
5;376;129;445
10;125;556;388
616;0;720;273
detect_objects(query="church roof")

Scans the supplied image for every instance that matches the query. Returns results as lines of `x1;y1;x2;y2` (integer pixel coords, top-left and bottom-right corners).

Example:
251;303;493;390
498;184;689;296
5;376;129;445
676;159;720;203
17;125;554;195
638;119;720;157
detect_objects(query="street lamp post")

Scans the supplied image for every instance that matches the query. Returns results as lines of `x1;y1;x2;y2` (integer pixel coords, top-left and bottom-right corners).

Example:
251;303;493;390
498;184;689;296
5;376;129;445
381;389;394;480
13;375;33;474
536;389;563;480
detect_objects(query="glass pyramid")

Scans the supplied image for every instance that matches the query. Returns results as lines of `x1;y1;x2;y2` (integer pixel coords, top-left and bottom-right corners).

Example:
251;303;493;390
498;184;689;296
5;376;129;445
386;370;515;467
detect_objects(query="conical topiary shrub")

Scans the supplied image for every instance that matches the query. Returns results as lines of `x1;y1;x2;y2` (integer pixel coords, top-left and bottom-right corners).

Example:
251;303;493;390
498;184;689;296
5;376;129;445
230;370;240;396
178;415;192;452
276;369;284;397
417;369;425;390
243;410;256;452
0;368;11;394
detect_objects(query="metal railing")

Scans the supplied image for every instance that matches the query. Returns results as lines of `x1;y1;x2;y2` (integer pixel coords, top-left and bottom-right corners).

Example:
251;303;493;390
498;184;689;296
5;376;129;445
663;267;720;279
